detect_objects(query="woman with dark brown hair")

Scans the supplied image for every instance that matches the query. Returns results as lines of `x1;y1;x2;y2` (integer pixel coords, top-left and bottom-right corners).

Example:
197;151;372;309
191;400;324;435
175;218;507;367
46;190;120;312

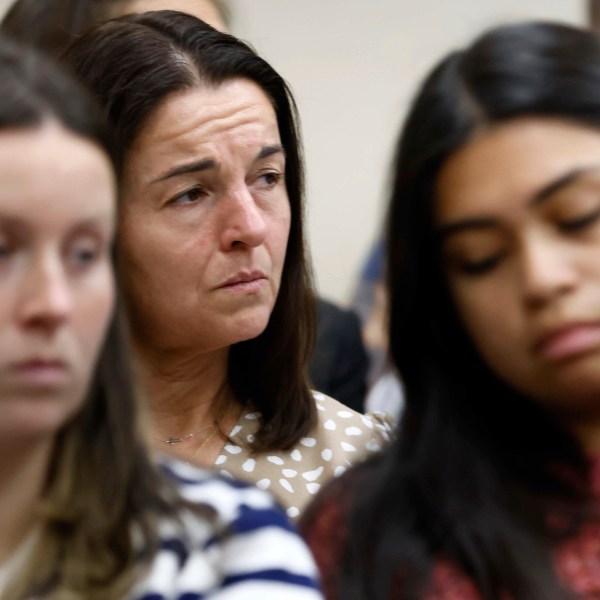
0;34;323;599
61;10;391;520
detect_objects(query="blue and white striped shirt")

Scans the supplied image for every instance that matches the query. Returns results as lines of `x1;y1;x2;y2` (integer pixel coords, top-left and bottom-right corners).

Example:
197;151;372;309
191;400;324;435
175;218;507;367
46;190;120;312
130;459;324;599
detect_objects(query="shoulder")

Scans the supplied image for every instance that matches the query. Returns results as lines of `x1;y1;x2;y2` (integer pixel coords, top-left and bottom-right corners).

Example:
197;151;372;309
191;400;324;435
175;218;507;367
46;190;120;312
130;457;322;600
213;398;394;521
311;391;395;457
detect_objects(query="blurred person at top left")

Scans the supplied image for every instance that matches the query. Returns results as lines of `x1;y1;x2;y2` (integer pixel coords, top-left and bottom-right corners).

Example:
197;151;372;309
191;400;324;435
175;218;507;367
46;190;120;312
0;0;228;57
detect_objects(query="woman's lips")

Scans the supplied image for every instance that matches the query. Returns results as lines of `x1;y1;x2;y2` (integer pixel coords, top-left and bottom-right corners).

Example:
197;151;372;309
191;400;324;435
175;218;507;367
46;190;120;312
218;270;268;292
222;278;267;292
534;323;600;362
11;359;69;388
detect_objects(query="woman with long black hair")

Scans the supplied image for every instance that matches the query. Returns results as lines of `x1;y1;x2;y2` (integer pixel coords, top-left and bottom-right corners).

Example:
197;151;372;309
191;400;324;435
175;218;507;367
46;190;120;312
302;21;600;600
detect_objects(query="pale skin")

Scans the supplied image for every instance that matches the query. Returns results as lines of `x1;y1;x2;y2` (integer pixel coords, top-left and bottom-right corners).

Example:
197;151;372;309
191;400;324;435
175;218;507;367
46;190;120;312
108;0;227;31
0;124;115;563
435;117;600;452
120;80;291;465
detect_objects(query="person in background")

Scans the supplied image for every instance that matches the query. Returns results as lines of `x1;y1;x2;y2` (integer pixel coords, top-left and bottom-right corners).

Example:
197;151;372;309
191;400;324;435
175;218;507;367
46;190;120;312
109;0;228;28
302;21;600;600
352;239;406;421
0;0;228;56
0;35;323;600
62;10;392;521
309;298;369;413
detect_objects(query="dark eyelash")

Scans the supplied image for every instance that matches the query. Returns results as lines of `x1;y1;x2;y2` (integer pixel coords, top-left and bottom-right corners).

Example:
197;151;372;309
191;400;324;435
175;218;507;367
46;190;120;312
459;254;503;276
75;248;97;261
0;239;12;259
170;186;207;205
262;172;281;185
560;207;600;232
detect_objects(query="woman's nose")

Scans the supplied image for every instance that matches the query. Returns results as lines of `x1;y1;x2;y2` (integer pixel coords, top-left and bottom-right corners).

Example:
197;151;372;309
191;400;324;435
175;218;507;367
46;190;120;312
521;236;577;308
17;256;73;332
219;186;268;250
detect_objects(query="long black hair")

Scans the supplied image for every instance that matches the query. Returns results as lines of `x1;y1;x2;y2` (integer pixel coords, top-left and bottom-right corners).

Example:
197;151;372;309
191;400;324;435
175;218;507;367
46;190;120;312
333;21;600;600
62;10;317;451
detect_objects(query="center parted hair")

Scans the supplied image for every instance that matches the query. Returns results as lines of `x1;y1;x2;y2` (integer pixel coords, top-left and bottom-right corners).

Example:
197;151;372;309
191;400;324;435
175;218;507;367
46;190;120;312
332;21;600;600
62;10;317;451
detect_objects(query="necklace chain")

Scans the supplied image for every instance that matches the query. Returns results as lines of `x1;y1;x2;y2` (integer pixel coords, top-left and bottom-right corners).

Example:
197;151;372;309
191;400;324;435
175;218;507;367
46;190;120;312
192;427;217;460
159;425;217;467
156;424;213;446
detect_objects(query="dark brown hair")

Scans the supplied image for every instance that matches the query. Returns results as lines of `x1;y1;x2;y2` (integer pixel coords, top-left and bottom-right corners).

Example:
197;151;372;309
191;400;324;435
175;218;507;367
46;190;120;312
63;10;317;451
0;36;177;599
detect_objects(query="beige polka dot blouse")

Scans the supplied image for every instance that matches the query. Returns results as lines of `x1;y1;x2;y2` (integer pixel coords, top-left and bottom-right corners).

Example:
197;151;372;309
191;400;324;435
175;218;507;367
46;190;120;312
214;391;394;520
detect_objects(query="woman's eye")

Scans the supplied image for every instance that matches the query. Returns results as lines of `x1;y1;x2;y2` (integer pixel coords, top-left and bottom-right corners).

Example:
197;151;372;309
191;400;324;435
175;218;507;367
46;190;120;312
169;186;207;205
67;238;101;270
560;207;600;232
457;253;504;276
0;236;13;263
257;171;282;188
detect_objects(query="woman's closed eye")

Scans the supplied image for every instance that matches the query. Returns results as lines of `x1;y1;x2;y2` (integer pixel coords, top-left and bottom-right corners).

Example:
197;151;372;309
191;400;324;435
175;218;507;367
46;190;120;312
442;233;507;278
559;206;600;232
456;252;505;276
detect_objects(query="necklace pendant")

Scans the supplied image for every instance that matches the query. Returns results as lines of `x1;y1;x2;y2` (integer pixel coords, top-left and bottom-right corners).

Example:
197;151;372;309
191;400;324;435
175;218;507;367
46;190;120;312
165;436;183;445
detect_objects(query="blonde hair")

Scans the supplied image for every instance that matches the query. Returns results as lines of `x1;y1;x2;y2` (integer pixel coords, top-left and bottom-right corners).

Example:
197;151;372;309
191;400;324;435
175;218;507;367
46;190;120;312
2;311;179;599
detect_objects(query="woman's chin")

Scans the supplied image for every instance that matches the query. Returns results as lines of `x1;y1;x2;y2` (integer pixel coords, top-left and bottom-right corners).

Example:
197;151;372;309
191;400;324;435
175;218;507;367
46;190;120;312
229;318;270;345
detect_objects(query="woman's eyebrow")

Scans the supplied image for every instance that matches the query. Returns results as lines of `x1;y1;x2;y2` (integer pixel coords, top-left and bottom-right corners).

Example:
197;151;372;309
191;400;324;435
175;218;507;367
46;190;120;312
255;144;285;162
531;166;599;206
437;217;499;241
150;145;284;185
151;158;216;184
0;214;27;234
438;167;600;241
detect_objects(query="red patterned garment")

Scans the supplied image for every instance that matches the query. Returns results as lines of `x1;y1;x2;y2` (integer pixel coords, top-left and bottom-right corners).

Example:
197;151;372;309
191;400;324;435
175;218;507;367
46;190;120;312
302;457;600;600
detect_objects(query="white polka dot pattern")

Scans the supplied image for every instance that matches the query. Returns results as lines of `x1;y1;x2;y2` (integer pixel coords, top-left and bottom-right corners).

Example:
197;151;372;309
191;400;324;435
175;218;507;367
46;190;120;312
213;392;395;520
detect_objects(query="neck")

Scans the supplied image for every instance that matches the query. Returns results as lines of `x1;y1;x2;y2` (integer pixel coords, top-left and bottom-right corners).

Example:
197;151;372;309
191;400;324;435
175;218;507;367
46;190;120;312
570;420;600;455
557;401;600;454
136;344;233;442
0;438;52;563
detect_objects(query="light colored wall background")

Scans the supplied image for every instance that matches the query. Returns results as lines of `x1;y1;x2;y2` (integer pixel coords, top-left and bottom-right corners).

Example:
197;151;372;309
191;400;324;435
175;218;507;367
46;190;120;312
0;0;587;304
